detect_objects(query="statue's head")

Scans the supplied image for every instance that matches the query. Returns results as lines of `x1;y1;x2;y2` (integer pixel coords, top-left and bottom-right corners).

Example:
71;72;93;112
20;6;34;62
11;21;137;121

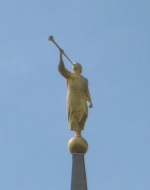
73;63;82;74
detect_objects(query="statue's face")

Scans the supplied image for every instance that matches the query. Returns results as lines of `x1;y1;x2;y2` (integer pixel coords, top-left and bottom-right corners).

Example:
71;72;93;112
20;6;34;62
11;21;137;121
73;63;82;74
73;66;80;74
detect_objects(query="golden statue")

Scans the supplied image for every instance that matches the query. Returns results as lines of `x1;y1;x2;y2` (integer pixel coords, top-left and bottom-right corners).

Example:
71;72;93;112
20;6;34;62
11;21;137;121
58;50;93;136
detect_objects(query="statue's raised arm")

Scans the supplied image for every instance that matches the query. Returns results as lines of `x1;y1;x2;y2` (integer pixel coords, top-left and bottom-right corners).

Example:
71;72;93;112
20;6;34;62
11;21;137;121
58;50;72;79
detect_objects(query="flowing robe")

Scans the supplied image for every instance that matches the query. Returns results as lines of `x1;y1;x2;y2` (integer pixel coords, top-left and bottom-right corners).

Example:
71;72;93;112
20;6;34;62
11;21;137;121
58;59;91;132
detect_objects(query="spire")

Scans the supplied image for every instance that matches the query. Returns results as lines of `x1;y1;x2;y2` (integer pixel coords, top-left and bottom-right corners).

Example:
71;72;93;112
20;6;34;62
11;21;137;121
71;154;88;190
68;135;88;190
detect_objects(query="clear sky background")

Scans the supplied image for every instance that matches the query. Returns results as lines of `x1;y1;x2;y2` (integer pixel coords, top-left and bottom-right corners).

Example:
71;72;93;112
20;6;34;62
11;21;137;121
0;1;150;190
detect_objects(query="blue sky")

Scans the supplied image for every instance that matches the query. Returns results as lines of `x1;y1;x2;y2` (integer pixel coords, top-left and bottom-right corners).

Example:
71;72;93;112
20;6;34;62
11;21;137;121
0;1;150;190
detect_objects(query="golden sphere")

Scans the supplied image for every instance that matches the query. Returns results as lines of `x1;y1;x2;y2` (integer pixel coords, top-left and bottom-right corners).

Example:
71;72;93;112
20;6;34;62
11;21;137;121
68;136;88;154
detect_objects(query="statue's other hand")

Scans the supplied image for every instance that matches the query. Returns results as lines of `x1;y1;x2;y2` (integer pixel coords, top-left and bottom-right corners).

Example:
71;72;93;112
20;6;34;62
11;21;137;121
60;49;64;55
89;101;93;108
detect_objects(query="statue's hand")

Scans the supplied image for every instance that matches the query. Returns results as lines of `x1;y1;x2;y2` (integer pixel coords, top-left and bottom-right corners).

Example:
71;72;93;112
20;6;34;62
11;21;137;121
89;101;93;108
60;49;64;55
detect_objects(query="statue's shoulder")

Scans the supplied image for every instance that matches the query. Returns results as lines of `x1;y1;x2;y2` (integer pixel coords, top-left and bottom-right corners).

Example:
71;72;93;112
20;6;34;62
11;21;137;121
81;75;88;82
80;75;88;81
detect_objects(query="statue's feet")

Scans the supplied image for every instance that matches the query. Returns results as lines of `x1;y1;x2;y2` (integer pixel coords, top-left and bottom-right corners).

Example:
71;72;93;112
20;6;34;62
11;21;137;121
75;131;81;137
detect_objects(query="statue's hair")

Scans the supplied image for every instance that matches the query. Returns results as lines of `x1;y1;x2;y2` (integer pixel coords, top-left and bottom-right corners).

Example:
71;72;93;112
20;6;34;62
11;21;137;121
73;63;82;73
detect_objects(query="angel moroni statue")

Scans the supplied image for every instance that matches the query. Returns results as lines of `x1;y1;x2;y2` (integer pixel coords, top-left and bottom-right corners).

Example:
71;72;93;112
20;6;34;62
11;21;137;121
58;50;93;136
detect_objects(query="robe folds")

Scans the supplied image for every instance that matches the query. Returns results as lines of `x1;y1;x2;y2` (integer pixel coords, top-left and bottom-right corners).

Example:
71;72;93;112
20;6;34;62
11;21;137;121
58;59;91;132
